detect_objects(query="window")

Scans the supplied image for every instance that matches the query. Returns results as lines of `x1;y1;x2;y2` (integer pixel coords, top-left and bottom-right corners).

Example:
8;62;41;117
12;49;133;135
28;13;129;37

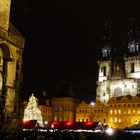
54;106;58;112
128;110;131;114
110;110;113;114
132;85;134;88
114;118;117;123
118;110;121;114
101;66;106;76
131;63;135;73
118;119;121;123
103;66;106;76
114;110;117;114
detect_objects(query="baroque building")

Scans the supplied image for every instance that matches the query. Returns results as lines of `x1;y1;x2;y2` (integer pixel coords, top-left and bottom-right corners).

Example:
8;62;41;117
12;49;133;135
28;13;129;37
51;97;79;122
0;0;25;129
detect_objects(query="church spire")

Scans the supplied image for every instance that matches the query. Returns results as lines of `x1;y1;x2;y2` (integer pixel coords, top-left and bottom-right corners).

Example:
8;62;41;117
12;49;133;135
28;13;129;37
101;22;112;59
128;17;140;54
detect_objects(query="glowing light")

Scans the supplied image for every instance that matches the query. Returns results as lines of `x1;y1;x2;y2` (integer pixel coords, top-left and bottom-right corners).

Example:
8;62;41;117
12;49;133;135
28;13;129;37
89;102;95;106
106;127;114;135
51;124;54;128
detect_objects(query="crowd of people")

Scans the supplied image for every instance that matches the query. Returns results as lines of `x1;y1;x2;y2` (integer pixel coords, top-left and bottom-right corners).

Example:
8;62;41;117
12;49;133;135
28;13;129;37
0;129;139;140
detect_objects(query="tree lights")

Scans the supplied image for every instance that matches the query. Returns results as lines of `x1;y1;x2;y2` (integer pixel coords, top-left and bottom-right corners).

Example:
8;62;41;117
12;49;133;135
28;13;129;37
23;93;43;126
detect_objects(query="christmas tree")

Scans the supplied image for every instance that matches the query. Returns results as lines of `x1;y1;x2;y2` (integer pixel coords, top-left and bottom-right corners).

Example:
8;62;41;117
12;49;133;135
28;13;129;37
23;93;43;126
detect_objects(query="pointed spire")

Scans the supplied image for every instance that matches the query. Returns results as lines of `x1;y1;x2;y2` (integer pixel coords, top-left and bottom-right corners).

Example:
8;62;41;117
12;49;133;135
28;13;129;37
128;17;140;54
101;21;112;59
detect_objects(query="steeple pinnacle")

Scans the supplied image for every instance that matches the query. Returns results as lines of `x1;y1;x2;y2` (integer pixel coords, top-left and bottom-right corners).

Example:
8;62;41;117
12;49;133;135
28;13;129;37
101;22;111;59
128;17;139;54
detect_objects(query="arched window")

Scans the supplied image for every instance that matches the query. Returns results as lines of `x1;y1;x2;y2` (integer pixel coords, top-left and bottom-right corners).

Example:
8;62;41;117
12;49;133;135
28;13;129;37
0;47;3;69
131;63;135;73
101;66;106;76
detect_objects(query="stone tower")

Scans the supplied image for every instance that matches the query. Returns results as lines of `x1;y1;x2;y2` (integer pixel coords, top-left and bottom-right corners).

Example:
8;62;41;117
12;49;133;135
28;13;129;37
0;0;25;130
96;20;140;104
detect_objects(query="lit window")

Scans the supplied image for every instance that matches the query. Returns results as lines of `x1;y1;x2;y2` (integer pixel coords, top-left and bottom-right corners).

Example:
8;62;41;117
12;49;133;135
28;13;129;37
114;110;117;114
114;118;117;123
118;119;121;123
110;110;113;114
128;110;131;114
54;116;57;121
110;118;113;122
118;110;121;114
137;110;140;114
133;110;136;113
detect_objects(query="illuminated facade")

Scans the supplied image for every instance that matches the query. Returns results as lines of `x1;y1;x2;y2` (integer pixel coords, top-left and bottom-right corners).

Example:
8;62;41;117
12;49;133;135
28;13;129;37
0;0;25;129
76;22;140;129
107;95;140;129
38;99;52;124
51;97;79;121
94;21;140;129
76;100;93;122
96;22;140;104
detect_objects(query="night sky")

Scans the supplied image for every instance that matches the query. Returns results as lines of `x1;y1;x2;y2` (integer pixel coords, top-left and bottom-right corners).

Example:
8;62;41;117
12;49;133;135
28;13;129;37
9;0;140;102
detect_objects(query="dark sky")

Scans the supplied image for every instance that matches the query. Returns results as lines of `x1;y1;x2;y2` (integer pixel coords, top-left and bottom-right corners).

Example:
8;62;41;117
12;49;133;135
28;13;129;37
10;0;140;102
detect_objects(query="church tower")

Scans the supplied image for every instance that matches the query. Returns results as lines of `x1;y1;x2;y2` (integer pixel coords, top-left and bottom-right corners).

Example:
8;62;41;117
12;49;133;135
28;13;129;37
98;23;112;82
124;18;140;79
0;0;25;130
96;23;112;104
